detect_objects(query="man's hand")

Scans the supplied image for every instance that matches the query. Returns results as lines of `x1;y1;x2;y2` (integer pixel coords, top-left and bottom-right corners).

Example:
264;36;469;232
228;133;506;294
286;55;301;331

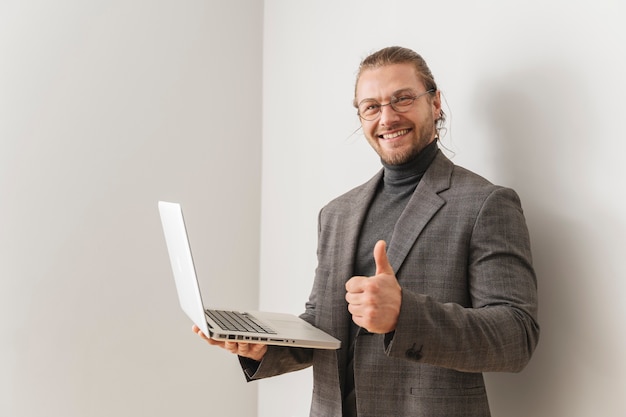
192;325;268;361
345;240;402;334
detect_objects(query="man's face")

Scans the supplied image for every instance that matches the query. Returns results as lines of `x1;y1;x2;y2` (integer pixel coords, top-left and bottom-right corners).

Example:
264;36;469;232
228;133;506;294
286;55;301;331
355;63;441;165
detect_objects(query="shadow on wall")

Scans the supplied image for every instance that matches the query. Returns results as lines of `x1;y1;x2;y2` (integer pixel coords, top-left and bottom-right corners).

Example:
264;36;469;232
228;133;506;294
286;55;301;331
474;62;626;416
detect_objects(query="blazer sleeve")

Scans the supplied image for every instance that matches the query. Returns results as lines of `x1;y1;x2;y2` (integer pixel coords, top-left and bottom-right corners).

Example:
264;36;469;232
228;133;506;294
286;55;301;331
385;186;540;373
238;345;313;382
236;211;327;382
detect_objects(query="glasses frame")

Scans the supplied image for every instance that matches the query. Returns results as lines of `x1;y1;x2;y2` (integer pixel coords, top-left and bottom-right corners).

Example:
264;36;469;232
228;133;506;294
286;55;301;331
356;88;436;121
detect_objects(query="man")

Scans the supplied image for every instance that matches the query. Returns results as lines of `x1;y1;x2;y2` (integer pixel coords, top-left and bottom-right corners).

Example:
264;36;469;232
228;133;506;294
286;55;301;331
194;46;540;417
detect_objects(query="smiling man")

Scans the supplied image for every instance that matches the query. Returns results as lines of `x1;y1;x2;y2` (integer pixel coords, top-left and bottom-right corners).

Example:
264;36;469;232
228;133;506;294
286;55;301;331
195;46;540;417
354;60;441;166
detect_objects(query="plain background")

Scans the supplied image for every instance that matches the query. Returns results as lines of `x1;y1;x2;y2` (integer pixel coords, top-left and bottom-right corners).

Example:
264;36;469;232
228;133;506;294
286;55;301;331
260;1;626;417
1;1;262;416
2;1;626;417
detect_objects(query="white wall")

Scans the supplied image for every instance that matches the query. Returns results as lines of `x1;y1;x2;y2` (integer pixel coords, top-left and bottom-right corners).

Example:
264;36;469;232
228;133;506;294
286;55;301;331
261;1;626;417
1;1;262;416
4;1;626;416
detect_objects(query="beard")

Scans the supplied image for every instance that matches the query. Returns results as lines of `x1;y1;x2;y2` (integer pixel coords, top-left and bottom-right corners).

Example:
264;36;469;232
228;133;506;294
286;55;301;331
367;120;437;166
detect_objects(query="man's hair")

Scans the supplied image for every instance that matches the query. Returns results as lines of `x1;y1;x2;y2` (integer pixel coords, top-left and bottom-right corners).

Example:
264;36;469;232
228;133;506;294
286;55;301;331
354;46;446;131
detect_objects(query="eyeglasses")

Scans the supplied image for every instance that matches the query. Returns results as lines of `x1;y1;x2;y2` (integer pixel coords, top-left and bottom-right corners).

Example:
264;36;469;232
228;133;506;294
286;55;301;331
356;89;435;121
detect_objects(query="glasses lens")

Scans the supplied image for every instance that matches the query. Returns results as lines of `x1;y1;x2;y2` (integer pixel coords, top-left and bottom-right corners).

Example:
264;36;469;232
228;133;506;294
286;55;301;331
391;95;416;112
358;101;379;120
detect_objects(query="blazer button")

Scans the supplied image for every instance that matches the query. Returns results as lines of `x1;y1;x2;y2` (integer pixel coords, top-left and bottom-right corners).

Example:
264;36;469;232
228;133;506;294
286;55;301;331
405;344;423;360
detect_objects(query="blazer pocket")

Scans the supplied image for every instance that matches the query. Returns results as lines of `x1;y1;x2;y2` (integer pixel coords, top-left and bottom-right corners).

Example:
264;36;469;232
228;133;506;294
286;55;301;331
410;386;486;398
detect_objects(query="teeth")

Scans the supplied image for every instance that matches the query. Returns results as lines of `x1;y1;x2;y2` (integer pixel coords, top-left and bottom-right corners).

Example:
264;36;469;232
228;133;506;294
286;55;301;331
381;129;409;140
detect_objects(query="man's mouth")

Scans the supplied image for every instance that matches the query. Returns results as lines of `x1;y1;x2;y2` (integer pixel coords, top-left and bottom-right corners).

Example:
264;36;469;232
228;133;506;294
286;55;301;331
379;128;411;140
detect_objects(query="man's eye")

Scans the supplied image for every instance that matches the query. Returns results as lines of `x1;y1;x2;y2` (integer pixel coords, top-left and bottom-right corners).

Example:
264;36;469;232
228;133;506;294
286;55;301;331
394;96;414;105
360;102;380;114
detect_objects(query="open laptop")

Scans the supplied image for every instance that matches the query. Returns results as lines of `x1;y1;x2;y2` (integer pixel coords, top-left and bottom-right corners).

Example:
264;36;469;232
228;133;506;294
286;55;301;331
158;201;340;350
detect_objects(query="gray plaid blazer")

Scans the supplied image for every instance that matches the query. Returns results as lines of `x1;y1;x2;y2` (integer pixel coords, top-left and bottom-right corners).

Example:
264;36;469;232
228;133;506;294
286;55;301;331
243;150;539;417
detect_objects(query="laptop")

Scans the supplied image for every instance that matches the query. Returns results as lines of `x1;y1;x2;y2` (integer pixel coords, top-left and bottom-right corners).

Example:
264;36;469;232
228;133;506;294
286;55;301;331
158;201;341;350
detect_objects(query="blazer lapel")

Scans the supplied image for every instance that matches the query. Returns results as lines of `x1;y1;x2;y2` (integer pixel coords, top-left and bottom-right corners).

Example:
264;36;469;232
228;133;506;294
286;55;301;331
327;170;383;359
387;152;453;274
334;169;384;284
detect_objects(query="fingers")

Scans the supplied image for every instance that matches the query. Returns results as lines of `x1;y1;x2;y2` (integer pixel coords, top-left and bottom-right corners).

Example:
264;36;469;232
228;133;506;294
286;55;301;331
345;240;393;293
345;241;401;334
192;325;212;342
223;341;254;354
373;240;394;276
345;275;366;293
192;325;267;361
224;341;268;361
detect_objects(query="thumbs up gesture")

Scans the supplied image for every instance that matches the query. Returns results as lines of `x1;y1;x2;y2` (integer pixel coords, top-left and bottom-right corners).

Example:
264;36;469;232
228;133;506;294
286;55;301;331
345;240;402;334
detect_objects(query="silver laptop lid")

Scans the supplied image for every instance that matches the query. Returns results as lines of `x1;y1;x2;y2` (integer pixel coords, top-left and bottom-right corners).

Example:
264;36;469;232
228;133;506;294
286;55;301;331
158;201;210;336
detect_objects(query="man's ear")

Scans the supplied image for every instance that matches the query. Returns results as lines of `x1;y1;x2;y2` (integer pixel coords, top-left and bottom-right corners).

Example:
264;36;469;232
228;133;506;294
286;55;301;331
432;90;442;120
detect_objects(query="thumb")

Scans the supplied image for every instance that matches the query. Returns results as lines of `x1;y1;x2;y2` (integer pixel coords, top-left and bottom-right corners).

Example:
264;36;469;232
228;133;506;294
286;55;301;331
373;240;394;276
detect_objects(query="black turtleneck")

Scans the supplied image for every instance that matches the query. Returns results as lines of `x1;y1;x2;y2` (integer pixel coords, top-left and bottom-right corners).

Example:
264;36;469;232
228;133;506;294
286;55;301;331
342;139;439;417
353;139;439;278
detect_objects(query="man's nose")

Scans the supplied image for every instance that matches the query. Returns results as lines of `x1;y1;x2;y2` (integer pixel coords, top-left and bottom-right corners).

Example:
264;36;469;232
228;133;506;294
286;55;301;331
379;103;401;126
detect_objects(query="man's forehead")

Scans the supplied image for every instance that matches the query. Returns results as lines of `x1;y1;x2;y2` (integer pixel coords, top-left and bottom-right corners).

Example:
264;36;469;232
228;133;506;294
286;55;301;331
356;63;424;99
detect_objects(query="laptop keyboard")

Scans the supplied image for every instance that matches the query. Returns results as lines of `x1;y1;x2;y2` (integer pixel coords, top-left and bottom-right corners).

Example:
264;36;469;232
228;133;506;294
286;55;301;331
206;309;276;334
